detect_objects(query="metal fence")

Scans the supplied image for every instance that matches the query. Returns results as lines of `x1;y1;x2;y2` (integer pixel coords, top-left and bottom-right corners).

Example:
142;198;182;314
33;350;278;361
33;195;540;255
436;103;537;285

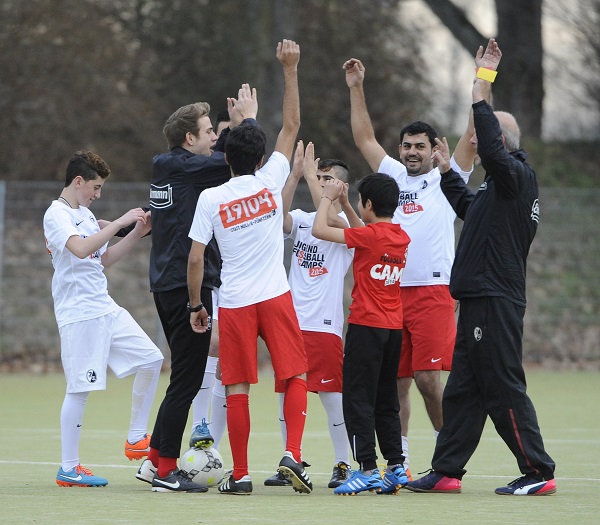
0;181;598;371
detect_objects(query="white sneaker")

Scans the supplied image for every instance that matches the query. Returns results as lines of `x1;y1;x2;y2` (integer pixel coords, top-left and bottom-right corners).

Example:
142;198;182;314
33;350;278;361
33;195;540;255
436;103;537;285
135;459;157;484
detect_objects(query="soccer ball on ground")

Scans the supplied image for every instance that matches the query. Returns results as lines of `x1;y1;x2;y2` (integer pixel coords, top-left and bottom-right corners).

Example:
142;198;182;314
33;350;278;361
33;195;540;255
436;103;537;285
180;446;225;487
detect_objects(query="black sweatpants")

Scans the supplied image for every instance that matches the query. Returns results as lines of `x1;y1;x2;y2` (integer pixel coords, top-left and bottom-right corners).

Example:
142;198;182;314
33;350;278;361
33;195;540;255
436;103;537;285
432;297;555;480
150;286;212;458
343;323;404;472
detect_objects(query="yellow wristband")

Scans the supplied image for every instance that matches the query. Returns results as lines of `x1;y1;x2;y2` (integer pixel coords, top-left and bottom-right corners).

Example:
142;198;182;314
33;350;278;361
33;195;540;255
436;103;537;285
476;67;497;82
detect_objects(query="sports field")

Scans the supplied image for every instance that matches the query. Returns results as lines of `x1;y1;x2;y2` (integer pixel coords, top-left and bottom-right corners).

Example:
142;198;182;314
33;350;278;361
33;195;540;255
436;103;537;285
0;370;598;524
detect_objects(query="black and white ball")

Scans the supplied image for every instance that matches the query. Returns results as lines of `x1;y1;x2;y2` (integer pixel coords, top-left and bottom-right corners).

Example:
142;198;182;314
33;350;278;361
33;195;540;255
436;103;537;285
180;446;225;487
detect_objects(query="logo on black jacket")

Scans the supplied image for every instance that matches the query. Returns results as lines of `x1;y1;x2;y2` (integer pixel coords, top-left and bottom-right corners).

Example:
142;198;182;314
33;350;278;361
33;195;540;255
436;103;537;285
530;199;539;223
150;184;173;209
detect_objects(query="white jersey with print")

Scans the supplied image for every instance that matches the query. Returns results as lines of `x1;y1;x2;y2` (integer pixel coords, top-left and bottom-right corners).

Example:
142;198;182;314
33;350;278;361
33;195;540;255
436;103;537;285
287;209;354;337
189;151;291;308
43;201;118;328
378;155;471;287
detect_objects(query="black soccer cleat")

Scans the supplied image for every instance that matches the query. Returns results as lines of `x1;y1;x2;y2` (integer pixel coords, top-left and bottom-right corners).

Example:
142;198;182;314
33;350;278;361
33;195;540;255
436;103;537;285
277;451;313;494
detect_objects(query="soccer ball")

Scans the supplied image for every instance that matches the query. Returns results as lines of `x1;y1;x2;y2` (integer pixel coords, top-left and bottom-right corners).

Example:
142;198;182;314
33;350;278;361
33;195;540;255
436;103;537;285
180;447;225;487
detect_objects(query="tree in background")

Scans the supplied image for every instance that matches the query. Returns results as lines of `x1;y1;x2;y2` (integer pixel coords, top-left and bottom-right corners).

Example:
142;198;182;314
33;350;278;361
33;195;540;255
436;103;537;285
112;0;427;178
421;0;544;138
0;0;166;181
571;0;600;134
0;0;427;181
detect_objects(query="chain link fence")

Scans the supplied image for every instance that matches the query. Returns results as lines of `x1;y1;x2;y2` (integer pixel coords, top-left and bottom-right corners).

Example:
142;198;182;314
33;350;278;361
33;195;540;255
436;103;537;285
0;181;598;371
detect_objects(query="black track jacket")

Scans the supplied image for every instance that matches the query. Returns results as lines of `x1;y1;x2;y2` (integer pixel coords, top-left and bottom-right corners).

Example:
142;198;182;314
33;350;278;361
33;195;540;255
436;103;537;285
149;119;257;293
440;101;539;307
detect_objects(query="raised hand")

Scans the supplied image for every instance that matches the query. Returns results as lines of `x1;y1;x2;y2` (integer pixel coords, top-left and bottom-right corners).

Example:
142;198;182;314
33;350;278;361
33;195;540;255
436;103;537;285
277;39;300;68
303;142;318;181
475;38;502;71
343;58;365;88
290;140;305;181
228;83;258;127
323;178;345;201
339;182;350;208
432;137;452;173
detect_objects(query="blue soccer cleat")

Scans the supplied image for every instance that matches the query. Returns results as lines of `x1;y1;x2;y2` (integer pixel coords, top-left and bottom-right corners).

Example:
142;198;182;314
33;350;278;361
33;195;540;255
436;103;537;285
56;465;108;487
333;468;383;495
379;464;409;494
189;418;214;449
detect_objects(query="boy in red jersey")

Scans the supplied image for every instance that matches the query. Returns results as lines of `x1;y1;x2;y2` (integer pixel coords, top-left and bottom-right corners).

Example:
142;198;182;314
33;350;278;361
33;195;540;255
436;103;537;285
312;173;411;495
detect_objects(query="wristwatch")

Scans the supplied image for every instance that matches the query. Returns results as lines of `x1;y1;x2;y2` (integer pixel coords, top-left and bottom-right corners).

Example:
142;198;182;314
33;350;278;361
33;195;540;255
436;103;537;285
186;302;204;313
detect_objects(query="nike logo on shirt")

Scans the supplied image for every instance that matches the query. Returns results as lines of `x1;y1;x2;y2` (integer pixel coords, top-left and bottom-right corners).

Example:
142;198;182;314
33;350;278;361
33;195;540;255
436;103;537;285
321;379;334;384
75;220;84;226
299;225;310;229
431;358;442;363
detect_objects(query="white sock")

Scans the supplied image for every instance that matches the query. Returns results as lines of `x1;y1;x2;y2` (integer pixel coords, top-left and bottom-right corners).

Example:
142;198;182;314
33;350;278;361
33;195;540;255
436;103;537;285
191;356;218;428
128;359;162;443
402;435;410;469
318;391;350;465
60;391;89;471
211;379;227;450
277;392;287;447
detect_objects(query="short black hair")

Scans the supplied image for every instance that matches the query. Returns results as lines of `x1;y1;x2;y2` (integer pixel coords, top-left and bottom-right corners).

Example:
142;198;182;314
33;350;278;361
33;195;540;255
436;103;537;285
357;173;399;218
215;110;230;127
318;159;350;182
399;121;438;148
224;124;266;176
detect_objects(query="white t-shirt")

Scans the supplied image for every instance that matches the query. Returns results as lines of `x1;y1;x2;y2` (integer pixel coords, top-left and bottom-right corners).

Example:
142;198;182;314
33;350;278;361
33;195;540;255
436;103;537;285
43;201;118;327
189;151;291;308
286;209;354;337
378;155;471;286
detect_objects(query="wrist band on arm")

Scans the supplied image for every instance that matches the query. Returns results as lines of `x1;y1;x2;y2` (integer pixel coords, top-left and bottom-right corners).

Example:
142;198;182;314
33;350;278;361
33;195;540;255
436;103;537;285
321;196;334;203
476;67;497;83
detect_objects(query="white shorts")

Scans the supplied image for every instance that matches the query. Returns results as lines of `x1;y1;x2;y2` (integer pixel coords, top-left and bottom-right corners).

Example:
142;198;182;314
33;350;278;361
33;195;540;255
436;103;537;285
59;307;163;393
212;288;219;321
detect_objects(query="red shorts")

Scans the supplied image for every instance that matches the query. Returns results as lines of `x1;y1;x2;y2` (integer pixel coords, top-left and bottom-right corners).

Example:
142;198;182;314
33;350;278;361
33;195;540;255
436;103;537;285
275;331;343;393
219;291;308;386
398;285;456;377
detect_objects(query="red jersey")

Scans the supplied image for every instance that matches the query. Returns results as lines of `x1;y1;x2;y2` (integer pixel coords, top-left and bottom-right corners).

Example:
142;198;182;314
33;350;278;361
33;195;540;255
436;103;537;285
344;222;410;329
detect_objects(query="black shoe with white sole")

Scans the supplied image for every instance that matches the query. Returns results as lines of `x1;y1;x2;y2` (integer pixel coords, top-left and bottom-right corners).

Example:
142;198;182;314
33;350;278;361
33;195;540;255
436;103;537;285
151;468;208;493
264;470;293;486
219;474;253;495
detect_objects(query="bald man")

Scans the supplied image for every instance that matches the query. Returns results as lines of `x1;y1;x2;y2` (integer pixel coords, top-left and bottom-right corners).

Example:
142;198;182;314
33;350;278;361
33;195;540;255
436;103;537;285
406;43;556;497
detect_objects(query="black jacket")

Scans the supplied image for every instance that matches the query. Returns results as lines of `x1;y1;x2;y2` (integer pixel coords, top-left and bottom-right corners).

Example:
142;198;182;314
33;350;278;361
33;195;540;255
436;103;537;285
440;101;539;306
148;119;257;293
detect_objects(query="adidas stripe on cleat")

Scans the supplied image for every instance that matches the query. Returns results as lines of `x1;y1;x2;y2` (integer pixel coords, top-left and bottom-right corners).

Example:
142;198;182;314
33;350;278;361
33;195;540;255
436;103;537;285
333;468;383;495
219;474;253;495
56;465;108;487
495;476;556;496
379;464;409;494
277;451;313;494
